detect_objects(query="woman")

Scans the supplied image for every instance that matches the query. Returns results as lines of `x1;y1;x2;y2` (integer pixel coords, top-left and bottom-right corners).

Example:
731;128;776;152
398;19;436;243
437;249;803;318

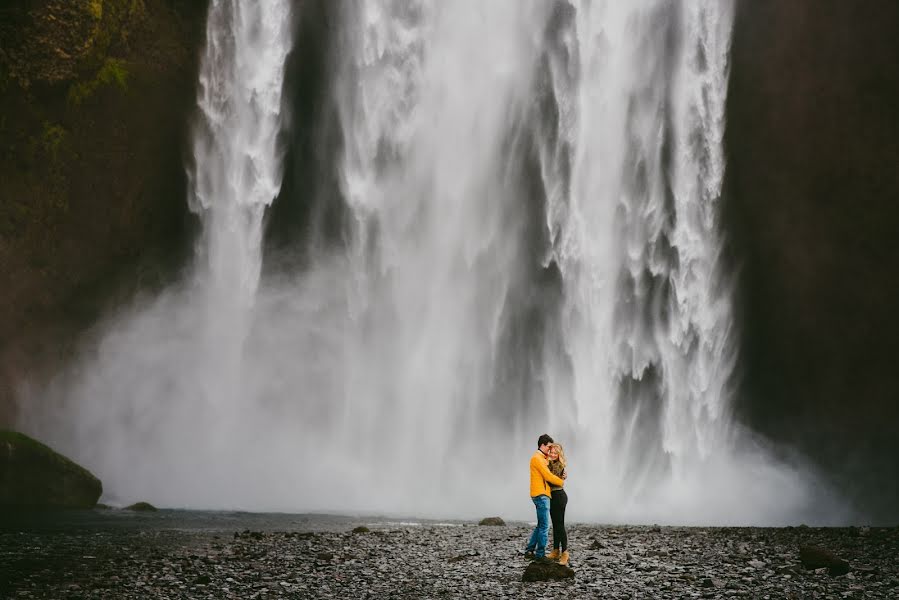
546;443;569;565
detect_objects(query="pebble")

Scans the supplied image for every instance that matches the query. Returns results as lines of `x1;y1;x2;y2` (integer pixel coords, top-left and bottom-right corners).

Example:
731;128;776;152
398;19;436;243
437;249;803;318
0;521;897;598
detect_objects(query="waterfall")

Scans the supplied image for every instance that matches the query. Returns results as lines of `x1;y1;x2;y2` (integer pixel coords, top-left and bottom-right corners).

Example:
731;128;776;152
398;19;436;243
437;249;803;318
18;0;843;523
540;1;751;520
19;0;296;507
187;0;292;431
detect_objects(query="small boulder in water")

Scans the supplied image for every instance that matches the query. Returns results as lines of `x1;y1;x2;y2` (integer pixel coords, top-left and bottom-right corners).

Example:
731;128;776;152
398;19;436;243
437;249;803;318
478;517;505;526
799;545;850;576
124;501;157;512
522;558;575;582
0;430;102;509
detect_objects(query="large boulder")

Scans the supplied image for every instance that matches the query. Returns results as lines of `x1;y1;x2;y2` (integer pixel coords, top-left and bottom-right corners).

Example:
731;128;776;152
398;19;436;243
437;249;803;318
0;430;102;508
799;545;851;577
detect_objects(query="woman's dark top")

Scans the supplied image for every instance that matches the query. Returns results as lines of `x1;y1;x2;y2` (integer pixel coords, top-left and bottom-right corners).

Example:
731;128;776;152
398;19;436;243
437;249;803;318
548;460;566;491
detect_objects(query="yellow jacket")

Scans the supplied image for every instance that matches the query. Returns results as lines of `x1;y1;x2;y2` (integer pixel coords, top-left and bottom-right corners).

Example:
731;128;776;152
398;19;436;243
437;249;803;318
530;450;564;498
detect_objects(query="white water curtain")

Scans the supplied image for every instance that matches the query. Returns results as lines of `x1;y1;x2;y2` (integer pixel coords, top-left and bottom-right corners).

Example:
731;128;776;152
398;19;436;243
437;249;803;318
19;0;845;525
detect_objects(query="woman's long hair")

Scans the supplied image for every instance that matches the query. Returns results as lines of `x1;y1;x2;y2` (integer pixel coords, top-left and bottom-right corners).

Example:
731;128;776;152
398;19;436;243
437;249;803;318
549;443;566;469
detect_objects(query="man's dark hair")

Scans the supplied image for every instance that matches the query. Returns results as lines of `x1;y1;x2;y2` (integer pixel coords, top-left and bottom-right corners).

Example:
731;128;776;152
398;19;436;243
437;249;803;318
537;434;554;447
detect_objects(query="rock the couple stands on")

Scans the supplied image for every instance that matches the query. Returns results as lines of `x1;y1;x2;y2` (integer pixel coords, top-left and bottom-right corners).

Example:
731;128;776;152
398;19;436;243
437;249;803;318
524;433;570;566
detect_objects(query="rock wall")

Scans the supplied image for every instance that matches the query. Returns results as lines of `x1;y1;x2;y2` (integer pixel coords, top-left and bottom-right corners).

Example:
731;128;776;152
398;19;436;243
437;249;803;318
0;0;207;423
726;0;899;520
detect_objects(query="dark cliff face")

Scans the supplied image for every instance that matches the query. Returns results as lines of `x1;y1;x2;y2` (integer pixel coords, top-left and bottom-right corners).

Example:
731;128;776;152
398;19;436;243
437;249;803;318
726;0;899;520
0;0;208;423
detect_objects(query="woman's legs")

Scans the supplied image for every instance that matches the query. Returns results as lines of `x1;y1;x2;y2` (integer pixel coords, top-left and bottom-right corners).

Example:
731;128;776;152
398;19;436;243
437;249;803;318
550;491;563;549
551;490;568;551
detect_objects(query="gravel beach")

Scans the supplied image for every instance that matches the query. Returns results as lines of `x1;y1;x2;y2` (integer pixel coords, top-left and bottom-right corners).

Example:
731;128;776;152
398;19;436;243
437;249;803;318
1;511;897;599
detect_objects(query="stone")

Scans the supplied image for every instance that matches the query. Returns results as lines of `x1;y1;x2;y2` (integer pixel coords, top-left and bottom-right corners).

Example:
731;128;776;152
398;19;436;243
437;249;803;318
448;551;479;562
522;558;575;582
124;502;158;512
0;430;102;509
799;545;850;576
478;517;505;526
352;526;370;534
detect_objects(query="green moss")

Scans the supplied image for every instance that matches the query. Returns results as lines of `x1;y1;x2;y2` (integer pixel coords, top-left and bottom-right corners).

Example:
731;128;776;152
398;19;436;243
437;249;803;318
0;430;96;484
68;58;128;106
88;0;104;20
67;58;129;106
0;430;103;508
40;122;68;160
98;58;129;89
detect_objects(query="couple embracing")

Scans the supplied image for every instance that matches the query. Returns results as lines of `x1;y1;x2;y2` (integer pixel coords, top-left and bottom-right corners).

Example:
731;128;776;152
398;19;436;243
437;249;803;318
524;433;570;565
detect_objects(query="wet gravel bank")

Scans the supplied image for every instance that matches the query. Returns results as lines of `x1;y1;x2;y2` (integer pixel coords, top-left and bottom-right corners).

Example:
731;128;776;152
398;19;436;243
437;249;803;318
1;513;897;599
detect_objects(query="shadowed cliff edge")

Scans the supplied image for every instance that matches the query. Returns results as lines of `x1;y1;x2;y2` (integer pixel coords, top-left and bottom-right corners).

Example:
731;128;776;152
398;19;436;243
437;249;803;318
725;0;899;521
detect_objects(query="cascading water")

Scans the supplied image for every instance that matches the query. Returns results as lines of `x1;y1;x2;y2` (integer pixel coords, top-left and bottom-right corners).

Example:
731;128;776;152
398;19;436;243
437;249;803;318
539;1;796;521
20;0;296;506
189;0;292;436
19;0;845;523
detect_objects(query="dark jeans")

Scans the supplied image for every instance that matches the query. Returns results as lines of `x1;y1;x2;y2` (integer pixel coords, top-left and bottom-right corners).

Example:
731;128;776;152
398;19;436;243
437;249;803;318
550;489;568;551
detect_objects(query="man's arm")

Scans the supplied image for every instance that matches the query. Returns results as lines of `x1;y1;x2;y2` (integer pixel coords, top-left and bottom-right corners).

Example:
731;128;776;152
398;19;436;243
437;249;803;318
532;456;564;487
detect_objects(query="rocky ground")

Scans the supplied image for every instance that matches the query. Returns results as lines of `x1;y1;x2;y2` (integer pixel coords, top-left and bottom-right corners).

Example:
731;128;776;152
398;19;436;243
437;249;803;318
1;513;897;599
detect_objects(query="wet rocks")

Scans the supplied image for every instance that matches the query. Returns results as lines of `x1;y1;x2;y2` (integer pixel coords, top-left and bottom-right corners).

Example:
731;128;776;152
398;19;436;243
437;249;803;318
0;430;102;509
522;558;575;582
124;502;158;512
1;518;897;598
448;550;480;562
479;517;505;526
233;529;266;541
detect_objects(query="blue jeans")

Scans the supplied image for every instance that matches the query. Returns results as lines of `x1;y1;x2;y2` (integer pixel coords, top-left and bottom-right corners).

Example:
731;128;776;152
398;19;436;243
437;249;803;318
525;495;551;557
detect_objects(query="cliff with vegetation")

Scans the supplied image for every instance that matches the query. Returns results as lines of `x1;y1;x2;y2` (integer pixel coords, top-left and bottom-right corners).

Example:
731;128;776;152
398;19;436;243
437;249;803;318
0;0;206;421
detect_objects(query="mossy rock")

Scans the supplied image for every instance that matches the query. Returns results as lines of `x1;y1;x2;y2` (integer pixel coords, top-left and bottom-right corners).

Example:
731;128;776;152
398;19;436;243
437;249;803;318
522;559;575;582
479;516;505;526
351;526;370;534
0;430;102;508
124;501;157;512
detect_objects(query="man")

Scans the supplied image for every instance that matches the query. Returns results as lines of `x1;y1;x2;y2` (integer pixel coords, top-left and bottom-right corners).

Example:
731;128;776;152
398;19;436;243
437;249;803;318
524;433;565;560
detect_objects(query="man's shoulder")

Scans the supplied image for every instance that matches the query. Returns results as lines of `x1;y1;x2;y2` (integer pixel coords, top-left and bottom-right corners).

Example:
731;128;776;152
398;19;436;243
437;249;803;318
529;451;546;464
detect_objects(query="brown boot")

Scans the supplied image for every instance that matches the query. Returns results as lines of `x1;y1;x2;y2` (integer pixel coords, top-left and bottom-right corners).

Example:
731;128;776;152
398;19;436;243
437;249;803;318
558;550;570;566
547;548;560;561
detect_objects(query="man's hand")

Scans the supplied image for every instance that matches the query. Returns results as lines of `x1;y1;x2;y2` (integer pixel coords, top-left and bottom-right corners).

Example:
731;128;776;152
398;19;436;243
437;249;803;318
562;470;568;480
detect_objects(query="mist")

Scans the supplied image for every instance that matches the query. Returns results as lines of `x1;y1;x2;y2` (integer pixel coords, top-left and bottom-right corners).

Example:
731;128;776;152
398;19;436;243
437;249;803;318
17;0;852;525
